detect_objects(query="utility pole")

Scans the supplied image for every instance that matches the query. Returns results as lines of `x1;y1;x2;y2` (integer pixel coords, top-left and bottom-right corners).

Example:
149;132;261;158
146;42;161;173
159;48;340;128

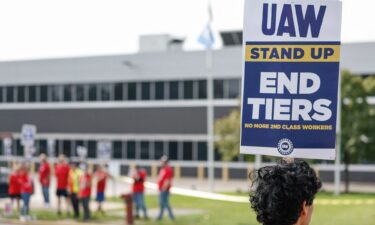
334;74;342;195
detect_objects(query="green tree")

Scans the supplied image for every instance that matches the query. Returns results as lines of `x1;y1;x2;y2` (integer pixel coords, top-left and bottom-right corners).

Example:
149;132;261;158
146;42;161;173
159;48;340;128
214;109;241;161
340;71;375;192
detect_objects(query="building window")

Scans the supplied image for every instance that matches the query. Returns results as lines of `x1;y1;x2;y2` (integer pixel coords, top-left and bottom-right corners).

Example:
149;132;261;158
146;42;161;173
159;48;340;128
37;140;47;155
214;80;224;99
228;79;240;99
141;82;150;100
40;85;48;102
184;81;193;99
198;142;207;161
140;141;149;159
183;142;193;160
62;140;72;157
168;141;178;160
169;81;179;100
87;140;97;158
29;86;38;102
6;86;14;103
88;84;97;101
51;85;63;102
113;141;123;159
16;140;23;156
155;82;164;100
154;141;164;160
127;141;136;159
99;84;111;101
128;83;137;101
114;83;124;101
64;85;73;102
17;86;26;103
0;87;3;102
198;80;207;99
75;85;85;101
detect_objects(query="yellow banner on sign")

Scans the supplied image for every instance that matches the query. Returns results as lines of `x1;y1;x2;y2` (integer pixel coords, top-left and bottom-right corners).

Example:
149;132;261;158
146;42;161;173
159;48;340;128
245;45;340;62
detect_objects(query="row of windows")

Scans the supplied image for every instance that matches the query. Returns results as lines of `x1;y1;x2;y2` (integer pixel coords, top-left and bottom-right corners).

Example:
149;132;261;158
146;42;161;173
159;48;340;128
0;79;240;103
0;139;220;161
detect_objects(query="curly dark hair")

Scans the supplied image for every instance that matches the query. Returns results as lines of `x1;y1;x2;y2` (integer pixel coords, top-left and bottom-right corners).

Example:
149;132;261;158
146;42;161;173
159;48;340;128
249;159;322;225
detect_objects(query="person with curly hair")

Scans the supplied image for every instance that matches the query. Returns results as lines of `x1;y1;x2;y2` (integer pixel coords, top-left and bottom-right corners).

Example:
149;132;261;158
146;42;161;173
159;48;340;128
249;159;322;225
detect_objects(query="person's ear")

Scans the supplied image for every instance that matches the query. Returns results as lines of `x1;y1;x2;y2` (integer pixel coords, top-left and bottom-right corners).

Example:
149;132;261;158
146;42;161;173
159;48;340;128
301;200;309;217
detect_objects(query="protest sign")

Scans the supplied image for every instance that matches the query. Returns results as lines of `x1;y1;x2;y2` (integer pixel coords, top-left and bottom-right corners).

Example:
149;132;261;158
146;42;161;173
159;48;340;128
97;140;112;160
240;0;342;160
21;124;37;147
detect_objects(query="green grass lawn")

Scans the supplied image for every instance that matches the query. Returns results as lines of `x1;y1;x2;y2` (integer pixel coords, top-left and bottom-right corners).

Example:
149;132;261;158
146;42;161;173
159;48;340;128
135;192;375;225
2;192;375;225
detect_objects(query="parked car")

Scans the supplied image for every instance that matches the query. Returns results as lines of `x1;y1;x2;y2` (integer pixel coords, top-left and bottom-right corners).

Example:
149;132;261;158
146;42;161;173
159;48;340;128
0;167;10;198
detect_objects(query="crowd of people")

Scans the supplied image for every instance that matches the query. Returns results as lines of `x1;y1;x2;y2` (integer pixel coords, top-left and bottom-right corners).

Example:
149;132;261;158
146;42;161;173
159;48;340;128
7;153;175;222
8;154;110;222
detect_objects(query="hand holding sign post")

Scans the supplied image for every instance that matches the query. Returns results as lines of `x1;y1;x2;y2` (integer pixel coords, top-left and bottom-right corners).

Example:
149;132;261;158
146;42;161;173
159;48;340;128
240;0;342;160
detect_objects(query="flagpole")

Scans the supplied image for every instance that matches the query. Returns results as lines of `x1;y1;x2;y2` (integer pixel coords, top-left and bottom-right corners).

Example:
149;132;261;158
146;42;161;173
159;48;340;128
206;45;215;192
204;0;215;192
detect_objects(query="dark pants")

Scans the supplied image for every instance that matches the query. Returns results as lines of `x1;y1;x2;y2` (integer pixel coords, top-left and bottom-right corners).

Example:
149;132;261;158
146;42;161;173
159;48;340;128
70;193;80;218
81;197;90;220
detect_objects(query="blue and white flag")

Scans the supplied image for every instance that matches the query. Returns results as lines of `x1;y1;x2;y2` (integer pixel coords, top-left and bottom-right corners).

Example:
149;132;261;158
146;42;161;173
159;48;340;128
198;23;215;49
198;1;215;49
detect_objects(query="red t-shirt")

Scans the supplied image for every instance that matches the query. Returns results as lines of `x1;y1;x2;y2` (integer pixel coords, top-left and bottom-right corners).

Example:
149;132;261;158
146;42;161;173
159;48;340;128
158;166;173;191
55;163;70;190
79;173;92;198
95;170;108;193
8;173;21;195
133;169;147;193
39;162;51;186
19;173;33;194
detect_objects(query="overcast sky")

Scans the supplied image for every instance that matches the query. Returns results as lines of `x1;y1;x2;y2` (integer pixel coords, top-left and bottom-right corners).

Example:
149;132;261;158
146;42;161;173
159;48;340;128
0;0;373;61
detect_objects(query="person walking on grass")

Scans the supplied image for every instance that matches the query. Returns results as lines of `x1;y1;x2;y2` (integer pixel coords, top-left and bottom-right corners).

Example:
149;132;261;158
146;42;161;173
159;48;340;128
38;153;51;208
8;163;21;212
19;163;33;222
68;161;82;219
79;163;92;221
157;156;174;221
132;165;148;219
55;154;70;215
94;164;110;214
249;159;321;225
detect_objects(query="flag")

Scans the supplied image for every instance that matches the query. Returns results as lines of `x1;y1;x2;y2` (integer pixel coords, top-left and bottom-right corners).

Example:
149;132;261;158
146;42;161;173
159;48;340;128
198;23;215;49
198;1;215;49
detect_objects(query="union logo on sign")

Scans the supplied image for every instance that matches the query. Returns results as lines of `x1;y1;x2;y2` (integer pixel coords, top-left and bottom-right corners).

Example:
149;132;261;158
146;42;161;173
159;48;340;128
277;138;294;155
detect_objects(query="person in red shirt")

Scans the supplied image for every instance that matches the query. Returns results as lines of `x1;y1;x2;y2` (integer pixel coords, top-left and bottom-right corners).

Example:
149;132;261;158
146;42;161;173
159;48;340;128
94;164;110;214
79;163;92;221
38;153;51;207
8;163;21;212
132;165;148;219
19;162;33;221
54;154;70;215
157;156;174;220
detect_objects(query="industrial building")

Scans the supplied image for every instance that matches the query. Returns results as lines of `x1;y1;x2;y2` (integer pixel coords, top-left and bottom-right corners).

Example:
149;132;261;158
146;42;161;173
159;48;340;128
0;32;374;181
